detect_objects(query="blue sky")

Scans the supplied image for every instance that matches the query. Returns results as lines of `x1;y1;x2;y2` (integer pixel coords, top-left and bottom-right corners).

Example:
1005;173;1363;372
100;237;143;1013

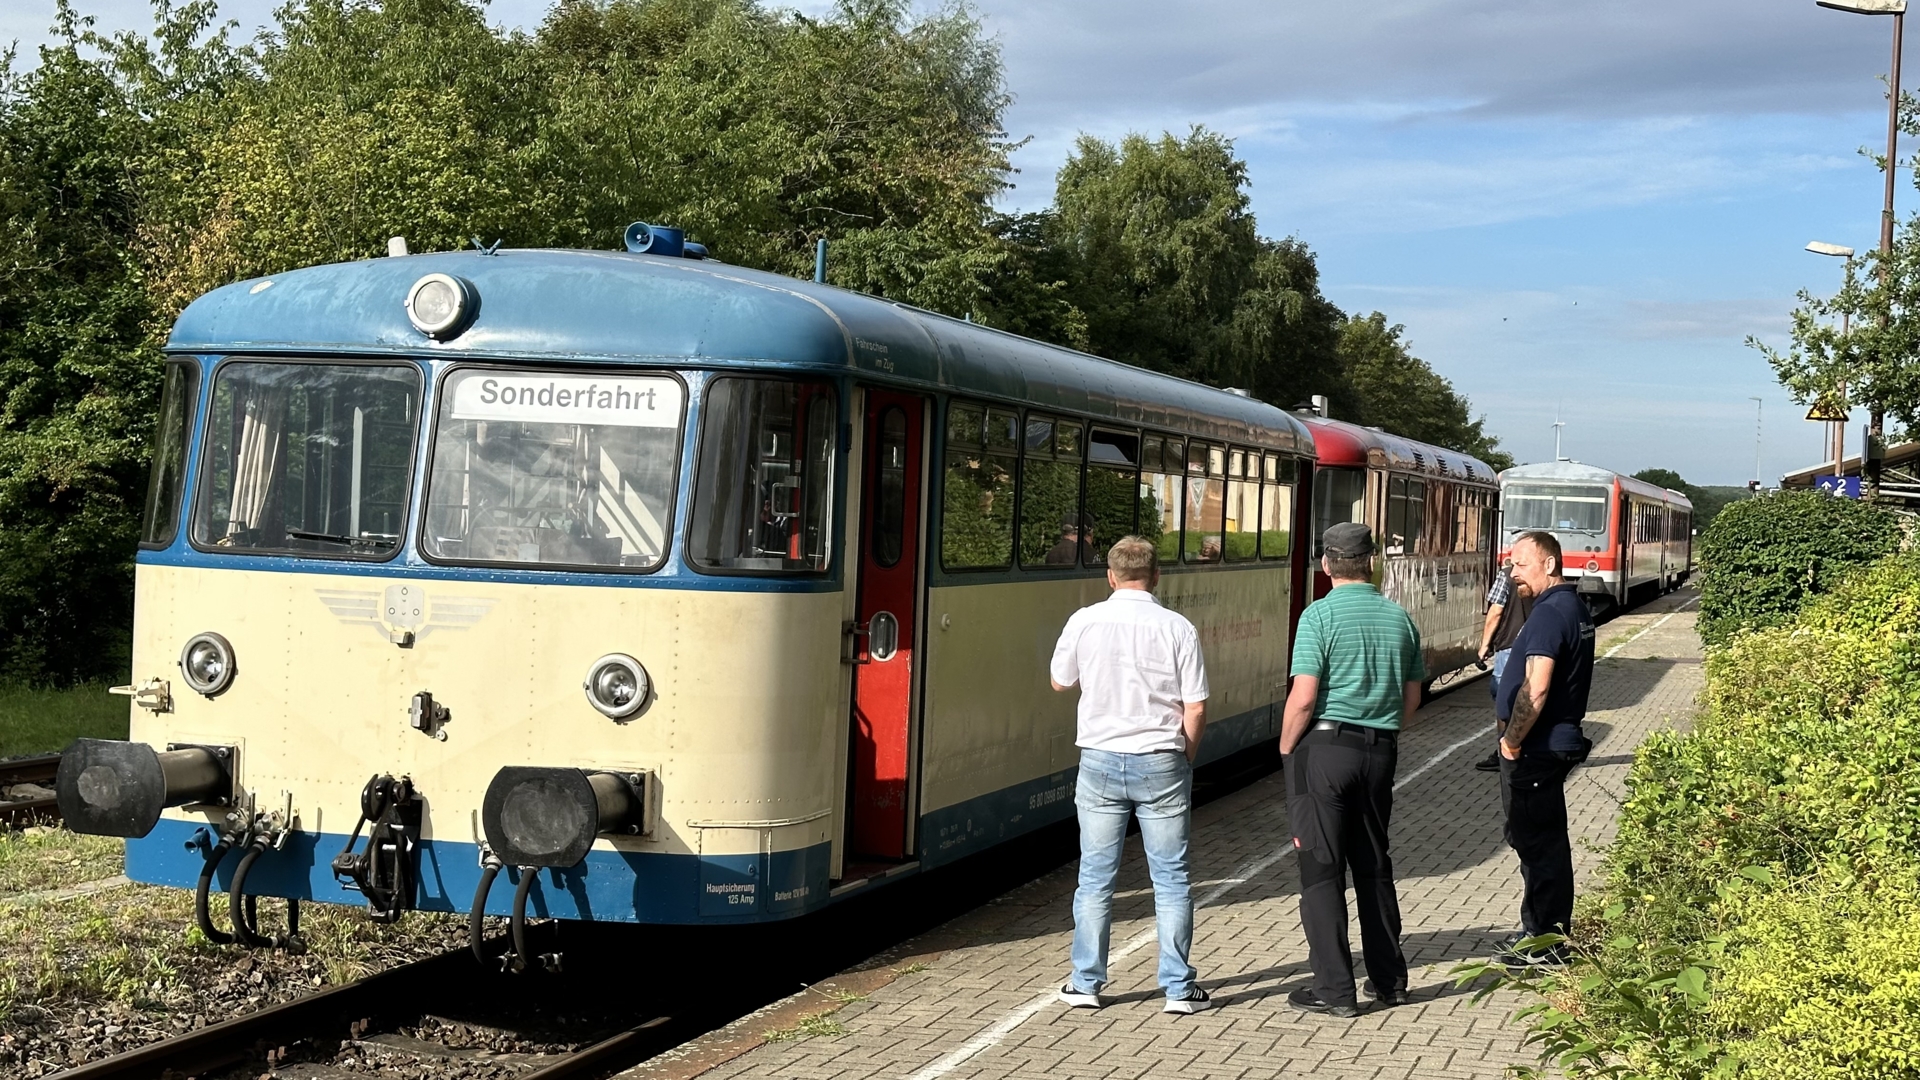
6;0;1908;485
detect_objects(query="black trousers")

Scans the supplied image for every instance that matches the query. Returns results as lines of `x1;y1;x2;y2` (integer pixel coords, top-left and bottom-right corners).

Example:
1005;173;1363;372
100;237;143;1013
1500;751;1579;937
1286;725;1407;1007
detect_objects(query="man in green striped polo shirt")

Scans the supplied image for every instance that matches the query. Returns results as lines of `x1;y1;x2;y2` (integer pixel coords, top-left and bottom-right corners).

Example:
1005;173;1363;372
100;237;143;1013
1280;521;1423;1016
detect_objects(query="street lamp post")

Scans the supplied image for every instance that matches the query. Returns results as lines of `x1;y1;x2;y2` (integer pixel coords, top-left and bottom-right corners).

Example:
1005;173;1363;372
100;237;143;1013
1806;240;1856;470
1751;397;1765;491
1818;0;1906;498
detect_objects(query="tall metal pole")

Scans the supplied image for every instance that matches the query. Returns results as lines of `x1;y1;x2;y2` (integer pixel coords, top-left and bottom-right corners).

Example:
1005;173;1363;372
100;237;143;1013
1870;10;1904;499
1751;397;1765;487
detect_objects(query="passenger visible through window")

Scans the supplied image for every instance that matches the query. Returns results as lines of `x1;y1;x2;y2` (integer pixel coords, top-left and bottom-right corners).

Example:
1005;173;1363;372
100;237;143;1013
194;361;419;557
1183;443;1225;563
425;369;683;570
1020;415;1083;568
688;378;835;572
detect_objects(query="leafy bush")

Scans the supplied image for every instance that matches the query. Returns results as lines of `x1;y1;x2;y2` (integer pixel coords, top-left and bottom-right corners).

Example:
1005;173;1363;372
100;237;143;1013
1695;490;1901;647
1468;549;1920;1078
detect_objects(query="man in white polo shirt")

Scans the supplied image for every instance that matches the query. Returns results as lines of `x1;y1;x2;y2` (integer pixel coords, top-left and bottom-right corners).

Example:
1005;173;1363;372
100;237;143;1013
1049;535;1211;1015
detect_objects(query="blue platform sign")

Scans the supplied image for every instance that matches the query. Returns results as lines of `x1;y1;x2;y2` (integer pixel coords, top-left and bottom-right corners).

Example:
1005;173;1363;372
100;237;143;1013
1814;475;1861;498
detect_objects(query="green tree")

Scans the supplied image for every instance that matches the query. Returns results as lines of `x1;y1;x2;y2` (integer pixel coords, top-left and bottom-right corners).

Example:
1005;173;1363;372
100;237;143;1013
0;17;163;682
1750;218;1920;496
1339;312;1513;469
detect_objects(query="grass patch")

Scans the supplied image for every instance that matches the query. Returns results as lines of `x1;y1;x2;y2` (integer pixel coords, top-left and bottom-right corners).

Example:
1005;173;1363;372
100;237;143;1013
765;1012;848;1041
0;683;128;758
892;962;928;976
0;829;123;897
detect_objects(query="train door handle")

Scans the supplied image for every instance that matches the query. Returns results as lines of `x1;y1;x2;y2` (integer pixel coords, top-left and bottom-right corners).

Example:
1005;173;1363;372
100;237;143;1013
842;619;870;665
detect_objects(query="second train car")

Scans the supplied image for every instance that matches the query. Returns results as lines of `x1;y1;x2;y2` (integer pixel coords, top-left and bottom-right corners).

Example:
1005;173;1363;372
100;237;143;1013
1300;416;1501;682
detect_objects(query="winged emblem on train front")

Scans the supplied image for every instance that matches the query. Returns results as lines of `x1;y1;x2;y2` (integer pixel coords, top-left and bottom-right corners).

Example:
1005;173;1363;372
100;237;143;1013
313;584;498;646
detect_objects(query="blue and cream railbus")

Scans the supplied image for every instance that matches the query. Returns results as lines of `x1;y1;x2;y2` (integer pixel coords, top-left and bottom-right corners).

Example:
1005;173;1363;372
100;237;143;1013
57;227;1317;951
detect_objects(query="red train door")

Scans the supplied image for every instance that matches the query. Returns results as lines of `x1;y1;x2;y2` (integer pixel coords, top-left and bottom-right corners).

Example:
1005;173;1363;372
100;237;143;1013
848;390;924;860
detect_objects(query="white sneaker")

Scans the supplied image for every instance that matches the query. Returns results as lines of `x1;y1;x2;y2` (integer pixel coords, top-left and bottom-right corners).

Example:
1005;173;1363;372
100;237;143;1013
1057;983;1103;1009
1163;986;1213;1014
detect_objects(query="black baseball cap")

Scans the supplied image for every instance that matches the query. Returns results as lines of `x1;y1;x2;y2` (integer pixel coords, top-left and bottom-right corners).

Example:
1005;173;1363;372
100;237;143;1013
1322;522;1375;558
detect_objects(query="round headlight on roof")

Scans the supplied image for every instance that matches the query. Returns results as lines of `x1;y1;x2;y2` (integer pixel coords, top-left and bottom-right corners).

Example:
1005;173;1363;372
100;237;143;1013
584;654;650;720
179;632;236;697
404;273;476;340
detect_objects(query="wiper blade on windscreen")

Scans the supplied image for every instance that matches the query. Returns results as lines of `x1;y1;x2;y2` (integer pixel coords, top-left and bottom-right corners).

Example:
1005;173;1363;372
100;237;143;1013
286;528;397;549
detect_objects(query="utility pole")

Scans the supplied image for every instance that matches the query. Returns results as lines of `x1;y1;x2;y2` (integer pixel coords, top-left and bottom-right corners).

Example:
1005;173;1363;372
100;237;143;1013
1817;0;1906;499
1751;396;1765;491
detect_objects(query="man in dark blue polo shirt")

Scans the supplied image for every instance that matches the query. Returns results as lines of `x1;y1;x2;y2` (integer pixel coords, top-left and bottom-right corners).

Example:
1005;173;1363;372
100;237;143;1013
1493;529;1595;966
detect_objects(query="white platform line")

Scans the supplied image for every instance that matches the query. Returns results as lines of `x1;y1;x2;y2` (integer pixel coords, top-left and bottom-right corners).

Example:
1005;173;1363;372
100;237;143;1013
906;717;1497;1080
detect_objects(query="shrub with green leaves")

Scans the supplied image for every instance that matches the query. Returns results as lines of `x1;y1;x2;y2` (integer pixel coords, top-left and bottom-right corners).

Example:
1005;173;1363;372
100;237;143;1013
1695;490;1900;647
1468;549;1920;1078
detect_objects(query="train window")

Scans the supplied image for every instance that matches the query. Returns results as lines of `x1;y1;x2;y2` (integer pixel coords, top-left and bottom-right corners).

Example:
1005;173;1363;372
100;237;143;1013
1311;467;1366;556
1406;479;1426;553
141;361;200;549
194;360;419;559
1020;415;1083;567
1506;483;1609;535
1222;449;1258;562
683;378;832;573
1083;429;1140;566
423;369;686;571
1257;454;1294;560
941;401;1016;570
1184;442;1226;563
1385;476;1408;555
1141;435;1184;564
870;407;908;568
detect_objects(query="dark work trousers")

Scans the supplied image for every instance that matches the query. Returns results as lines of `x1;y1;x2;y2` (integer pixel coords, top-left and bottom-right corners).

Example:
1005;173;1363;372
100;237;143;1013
1500;751;1580;937
1285;725;1408;1008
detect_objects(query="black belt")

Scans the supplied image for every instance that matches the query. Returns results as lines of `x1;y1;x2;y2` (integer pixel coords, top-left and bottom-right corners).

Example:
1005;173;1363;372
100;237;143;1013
1309;720;1397;743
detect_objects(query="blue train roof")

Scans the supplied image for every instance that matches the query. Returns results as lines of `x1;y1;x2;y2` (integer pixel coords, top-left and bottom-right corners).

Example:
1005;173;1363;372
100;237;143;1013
168;247;1314;455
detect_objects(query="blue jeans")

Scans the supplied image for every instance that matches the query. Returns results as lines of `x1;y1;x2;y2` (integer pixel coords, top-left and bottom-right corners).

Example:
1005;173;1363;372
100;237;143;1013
1069;748;1197;998
1490;647;1512;701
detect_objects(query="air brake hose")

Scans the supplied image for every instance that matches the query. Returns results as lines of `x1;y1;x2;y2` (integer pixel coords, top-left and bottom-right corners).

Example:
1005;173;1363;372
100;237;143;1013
194;839;235;945
508;866;537;973
470;856;503;965
228;838;273;949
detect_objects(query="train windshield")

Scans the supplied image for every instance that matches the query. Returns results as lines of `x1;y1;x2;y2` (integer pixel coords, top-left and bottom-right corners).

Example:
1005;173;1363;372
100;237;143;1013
1505;483;1609;534
192;360;419;558
423;369;683;570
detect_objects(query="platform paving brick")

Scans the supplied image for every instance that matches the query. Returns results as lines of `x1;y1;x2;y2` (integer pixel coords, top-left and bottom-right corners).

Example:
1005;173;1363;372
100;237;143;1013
700;591;1704;1080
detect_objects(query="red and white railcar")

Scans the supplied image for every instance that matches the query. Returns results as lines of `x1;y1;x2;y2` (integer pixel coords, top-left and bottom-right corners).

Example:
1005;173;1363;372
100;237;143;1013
1497;461;1693;610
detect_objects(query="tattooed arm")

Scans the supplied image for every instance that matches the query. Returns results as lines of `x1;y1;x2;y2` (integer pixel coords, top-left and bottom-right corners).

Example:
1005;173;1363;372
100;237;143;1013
1500;654;1555;759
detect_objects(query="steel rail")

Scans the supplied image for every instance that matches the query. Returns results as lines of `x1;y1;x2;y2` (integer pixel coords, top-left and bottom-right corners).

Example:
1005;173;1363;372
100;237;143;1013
1;752;62;827
50;944;479;1079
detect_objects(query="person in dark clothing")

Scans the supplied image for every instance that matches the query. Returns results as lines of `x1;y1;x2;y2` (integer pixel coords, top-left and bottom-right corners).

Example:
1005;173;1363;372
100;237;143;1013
1279;522;1422;1016
1493;530;1595;967
1472;560;1533;772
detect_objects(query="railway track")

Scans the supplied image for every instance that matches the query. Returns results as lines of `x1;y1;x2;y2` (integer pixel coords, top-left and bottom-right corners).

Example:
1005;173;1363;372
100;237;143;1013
44;736;1293;1080
1;752;61;828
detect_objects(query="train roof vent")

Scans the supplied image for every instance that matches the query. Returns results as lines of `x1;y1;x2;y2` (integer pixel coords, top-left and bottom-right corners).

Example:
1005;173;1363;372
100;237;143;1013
1411;449;1425;469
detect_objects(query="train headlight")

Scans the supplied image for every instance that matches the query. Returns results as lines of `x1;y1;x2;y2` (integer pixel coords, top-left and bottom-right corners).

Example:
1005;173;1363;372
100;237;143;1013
1586;559;1599;572
178;632;235;697
404;273;476;340
584;654;649;720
